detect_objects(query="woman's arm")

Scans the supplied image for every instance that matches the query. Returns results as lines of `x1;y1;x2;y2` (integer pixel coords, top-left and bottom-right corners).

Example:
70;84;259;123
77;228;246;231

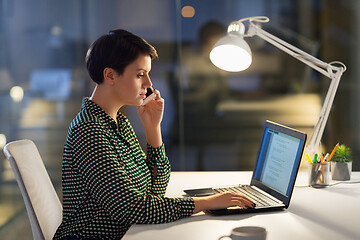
137;90;255;213
145;144;171;196
137;89;170;196
71;122;193;225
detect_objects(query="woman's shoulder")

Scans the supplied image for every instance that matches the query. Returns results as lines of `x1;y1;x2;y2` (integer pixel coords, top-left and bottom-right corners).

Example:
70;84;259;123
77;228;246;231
68;107;113;137
75;113;112;132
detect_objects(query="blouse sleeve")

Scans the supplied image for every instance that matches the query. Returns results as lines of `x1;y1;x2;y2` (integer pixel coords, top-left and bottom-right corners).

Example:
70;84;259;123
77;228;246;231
70;122;195;225
145;144;171;197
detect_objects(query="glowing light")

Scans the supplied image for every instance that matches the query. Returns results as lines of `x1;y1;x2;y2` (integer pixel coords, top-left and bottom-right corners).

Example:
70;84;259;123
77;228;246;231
210;35;252;72
51;26;62;36
0;134;6;149
181;6;195;18
10;86;24;102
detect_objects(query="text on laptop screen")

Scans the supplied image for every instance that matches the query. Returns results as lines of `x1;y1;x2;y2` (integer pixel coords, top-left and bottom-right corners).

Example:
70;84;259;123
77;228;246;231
253;127;303;196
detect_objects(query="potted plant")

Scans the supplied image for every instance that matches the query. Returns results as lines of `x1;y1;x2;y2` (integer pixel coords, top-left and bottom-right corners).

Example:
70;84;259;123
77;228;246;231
330;144;352;181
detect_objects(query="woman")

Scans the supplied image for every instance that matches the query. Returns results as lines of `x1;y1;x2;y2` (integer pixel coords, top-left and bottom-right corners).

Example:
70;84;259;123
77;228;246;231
54;29;254;240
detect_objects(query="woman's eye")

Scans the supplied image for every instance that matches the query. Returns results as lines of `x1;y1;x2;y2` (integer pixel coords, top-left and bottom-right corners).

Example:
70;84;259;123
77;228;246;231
137;74;144;78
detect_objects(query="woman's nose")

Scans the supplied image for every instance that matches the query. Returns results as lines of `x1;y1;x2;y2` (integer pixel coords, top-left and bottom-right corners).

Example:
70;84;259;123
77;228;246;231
144;75;152;88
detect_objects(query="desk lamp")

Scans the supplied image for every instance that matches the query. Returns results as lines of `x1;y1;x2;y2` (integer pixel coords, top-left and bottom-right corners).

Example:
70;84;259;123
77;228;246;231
209;16;346;156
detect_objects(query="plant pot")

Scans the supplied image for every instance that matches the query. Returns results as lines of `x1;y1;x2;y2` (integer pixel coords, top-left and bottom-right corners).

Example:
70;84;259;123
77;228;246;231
331;161;352;181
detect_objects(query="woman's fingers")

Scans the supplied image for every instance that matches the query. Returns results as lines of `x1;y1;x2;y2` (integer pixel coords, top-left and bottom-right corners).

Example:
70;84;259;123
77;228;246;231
222;192;255;208
231;196;255;208
153;89;161;99
193;191;256;213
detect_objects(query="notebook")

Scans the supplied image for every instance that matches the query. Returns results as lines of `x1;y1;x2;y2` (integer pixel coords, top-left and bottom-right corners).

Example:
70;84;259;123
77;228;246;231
184;120;307;215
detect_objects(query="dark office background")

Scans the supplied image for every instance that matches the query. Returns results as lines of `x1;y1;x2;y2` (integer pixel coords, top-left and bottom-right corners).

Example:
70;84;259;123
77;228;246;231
0;0;359;238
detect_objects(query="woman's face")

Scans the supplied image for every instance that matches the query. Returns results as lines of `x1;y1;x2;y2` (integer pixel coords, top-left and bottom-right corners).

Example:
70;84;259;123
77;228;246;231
113;54;152;106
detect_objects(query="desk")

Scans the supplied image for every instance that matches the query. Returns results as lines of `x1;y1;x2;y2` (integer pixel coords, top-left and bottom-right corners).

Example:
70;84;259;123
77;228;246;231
125;171;360;240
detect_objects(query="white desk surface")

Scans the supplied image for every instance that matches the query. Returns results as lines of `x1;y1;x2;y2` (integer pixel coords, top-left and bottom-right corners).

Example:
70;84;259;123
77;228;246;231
124;171;360;240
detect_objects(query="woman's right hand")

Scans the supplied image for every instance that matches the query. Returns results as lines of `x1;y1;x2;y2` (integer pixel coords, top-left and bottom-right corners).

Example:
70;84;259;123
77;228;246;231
192;192;255;214
137;89;164;148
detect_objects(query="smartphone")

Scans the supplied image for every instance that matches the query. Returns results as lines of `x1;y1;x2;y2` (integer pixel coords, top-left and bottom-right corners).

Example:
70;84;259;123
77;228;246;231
141;88;156;106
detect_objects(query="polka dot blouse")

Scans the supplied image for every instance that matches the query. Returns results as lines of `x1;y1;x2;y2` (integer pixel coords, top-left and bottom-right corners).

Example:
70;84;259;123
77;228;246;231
53;98;194;240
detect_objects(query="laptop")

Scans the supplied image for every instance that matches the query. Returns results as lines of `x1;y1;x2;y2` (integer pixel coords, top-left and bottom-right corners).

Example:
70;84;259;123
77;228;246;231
184;120;307;215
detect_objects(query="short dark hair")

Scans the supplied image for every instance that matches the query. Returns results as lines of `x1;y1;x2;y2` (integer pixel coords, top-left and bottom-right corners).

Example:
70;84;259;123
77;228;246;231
85;29;158;84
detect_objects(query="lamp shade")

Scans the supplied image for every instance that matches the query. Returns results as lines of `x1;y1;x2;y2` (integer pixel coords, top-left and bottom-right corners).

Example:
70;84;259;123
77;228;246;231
209;34;252;72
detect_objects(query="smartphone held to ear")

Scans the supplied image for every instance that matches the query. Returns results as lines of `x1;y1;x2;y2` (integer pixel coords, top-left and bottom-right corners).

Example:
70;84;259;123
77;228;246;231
141;88;156;106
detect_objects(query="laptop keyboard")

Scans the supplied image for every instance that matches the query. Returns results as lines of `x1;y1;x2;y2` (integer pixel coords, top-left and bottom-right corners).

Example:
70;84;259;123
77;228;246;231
213;185;280;207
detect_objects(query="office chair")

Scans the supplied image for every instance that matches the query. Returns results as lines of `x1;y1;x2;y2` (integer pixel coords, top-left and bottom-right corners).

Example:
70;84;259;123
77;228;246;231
3;139;62;240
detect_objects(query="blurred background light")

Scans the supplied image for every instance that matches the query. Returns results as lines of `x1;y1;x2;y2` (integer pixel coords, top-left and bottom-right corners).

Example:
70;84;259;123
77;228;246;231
10;86;24;102
0;133;6;149
181;5;195;18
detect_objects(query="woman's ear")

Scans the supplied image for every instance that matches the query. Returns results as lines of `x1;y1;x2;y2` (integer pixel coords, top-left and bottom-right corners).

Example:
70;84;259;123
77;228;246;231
103;68;116;86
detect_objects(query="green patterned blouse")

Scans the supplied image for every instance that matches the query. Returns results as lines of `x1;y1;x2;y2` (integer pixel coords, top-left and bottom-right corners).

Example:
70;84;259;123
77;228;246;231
54;98;194;240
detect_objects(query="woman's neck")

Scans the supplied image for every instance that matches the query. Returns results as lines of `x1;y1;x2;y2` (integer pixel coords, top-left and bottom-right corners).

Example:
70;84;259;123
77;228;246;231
89;84;121;121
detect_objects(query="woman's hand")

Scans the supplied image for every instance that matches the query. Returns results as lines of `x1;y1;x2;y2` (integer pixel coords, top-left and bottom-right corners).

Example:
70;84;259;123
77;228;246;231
137;89;164;148
192;192;255;214
137;89;164;127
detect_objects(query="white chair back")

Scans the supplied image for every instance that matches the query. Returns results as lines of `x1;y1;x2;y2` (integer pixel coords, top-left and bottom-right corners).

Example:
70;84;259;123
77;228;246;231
3;139;62;240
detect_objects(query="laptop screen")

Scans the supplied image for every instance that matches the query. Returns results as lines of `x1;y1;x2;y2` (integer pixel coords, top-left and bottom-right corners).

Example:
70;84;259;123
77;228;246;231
252;121;306;198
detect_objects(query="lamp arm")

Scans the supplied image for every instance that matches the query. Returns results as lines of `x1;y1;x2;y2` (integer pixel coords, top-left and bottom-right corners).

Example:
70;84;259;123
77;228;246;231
246;22;345;156
247;23;338;78
306;70;342;155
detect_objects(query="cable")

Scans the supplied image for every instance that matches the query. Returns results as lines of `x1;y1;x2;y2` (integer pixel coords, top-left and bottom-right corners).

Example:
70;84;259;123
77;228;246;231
295;181;360;188
238;16;269;24
328;181;360;186
329;61;347;72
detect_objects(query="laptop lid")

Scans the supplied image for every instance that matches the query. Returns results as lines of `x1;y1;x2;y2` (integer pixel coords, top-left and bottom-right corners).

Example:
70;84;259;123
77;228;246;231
250;120;307;208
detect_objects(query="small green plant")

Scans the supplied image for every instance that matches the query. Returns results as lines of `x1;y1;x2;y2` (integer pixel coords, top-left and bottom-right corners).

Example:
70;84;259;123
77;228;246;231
331;144;352;162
